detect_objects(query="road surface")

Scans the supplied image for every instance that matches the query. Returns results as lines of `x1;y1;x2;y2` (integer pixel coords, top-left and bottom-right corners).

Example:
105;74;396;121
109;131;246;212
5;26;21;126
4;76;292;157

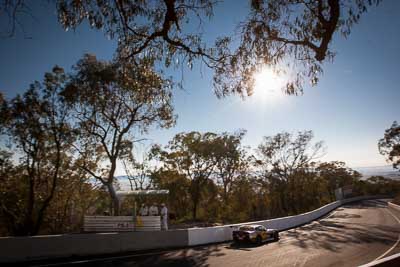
33;199;400;267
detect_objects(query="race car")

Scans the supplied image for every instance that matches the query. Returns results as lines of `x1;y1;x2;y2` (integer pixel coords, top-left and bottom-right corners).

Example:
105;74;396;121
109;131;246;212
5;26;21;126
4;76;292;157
232;224;279;245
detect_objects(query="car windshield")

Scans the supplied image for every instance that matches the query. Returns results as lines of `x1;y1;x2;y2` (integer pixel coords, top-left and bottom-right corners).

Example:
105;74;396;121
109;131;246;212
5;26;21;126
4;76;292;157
239;226;255;231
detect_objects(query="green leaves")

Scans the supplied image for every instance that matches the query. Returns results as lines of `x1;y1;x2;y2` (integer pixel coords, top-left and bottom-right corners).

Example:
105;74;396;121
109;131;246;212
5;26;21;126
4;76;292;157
379;121;400;170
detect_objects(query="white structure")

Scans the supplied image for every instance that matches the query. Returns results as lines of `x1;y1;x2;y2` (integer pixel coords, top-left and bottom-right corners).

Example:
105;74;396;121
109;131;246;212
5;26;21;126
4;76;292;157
83;189;170;232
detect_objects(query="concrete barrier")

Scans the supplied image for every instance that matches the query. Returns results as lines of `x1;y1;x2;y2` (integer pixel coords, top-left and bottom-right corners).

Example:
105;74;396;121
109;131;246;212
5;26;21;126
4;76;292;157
388;202;400;211
0;230;188;262
0;195;388;262
187;195;387;246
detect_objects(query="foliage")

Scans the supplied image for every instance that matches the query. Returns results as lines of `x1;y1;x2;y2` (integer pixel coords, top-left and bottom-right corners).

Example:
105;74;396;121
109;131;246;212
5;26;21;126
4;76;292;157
61;54;176;215
42;162;102;234
256;130;325;180
150;131;221;220
217;0;381;96
54;0;380;96
121;150;155;191
212;130;248;201
379;121;400;171
149;130;375;223
0;67;74;235
316;161;361;198
151;169;191;219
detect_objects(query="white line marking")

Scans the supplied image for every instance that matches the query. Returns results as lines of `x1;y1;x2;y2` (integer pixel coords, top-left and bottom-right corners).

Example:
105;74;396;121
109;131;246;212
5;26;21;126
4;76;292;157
372;207;400;262
324;209;340;219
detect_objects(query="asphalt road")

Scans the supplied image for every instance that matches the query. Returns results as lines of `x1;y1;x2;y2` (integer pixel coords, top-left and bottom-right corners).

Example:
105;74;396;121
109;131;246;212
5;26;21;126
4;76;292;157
34;199;400;267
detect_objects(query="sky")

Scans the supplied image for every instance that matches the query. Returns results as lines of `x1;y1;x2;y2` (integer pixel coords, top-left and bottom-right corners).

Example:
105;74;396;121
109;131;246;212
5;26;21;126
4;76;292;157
0;1;399;176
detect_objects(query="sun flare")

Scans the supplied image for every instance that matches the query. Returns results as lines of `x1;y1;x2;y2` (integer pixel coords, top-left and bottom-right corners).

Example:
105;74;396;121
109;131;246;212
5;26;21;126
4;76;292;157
252;67;284;101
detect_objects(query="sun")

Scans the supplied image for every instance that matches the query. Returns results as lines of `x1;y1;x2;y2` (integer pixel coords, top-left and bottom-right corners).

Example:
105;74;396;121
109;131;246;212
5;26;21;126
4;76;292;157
252;67;284;102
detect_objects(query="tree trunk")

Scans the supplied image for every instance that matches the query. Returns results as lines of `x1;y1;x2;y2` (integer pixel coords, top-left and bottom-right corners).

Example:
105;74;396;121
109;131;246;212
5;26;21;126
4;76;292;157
192;202;197;221
190;179;201;221
107;183;120;216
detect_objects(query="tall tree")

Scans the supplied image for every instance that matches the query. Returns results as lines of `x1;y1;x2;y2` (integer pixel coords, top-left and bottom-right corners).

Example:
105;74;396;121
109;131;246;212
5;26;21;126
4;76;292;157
255;130;325;214
150;169;191;219
212;130;248;203
379;121;400;171
256;130;325;180
0;67;73;235
62;54;175;215
316;161;361;199
151;132;219;220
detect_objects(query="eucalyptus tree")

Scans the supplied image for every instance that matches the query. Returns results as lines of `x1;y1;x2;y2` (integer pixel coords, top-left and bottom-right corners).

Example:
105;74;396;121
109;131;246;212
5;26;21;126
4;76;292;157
1;0;383;95
151;131;219;220
121;150;154;191
0;67;74;235
316;161;361;199
256;130;325;180
379;121;400;171
1;0;382;95
255;130;325;214
62;54;175;215
54;0;380;96
212;130;249;203
217;0;381;96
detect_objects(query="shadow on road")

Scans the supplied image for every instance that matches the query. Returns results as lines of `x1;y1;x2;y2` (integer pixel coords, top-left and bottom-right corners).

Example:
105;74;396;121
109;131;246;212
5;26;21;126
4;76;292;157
285;200;399;253
225;238;279;251
84;245;226;267
342;199;388;210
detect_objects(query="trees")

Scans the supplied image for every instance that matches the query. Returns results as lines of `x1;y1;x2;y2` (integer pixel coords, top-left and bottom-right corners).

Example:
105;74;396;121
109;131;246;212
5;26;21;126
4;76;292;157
62;54;175;215
255;130;326;215
121;149;155;191
53;0;380;96
150;169;191;219
379;121;400;171
256;130;325;179
42;160;102;234
0;67;74;235
151;130;346;221
151;130;251;222
1;0;383;94
316;161;361;199
56;0;226;69
211;131;250;221
212;130;248;202
151;132;219;220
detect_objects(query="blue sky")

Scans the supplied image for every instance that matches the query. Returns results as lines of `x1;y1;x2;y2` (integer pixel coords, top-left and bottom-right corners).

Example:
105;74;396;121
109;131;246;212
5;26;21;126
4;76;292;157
0;1;399;175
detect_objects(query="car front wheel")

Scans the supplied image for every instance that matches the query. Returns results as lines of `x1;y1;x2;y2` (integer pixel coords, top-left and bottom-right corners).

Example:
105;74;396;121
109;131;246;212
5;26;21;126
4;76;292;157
256;235;262;245
273;232;279;241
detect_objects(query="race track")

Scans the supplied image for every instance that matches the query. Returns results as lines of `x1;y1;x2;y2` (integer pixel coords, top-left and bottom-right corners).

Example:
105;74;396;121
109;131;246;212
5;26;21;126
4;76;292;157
33;199;400;267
